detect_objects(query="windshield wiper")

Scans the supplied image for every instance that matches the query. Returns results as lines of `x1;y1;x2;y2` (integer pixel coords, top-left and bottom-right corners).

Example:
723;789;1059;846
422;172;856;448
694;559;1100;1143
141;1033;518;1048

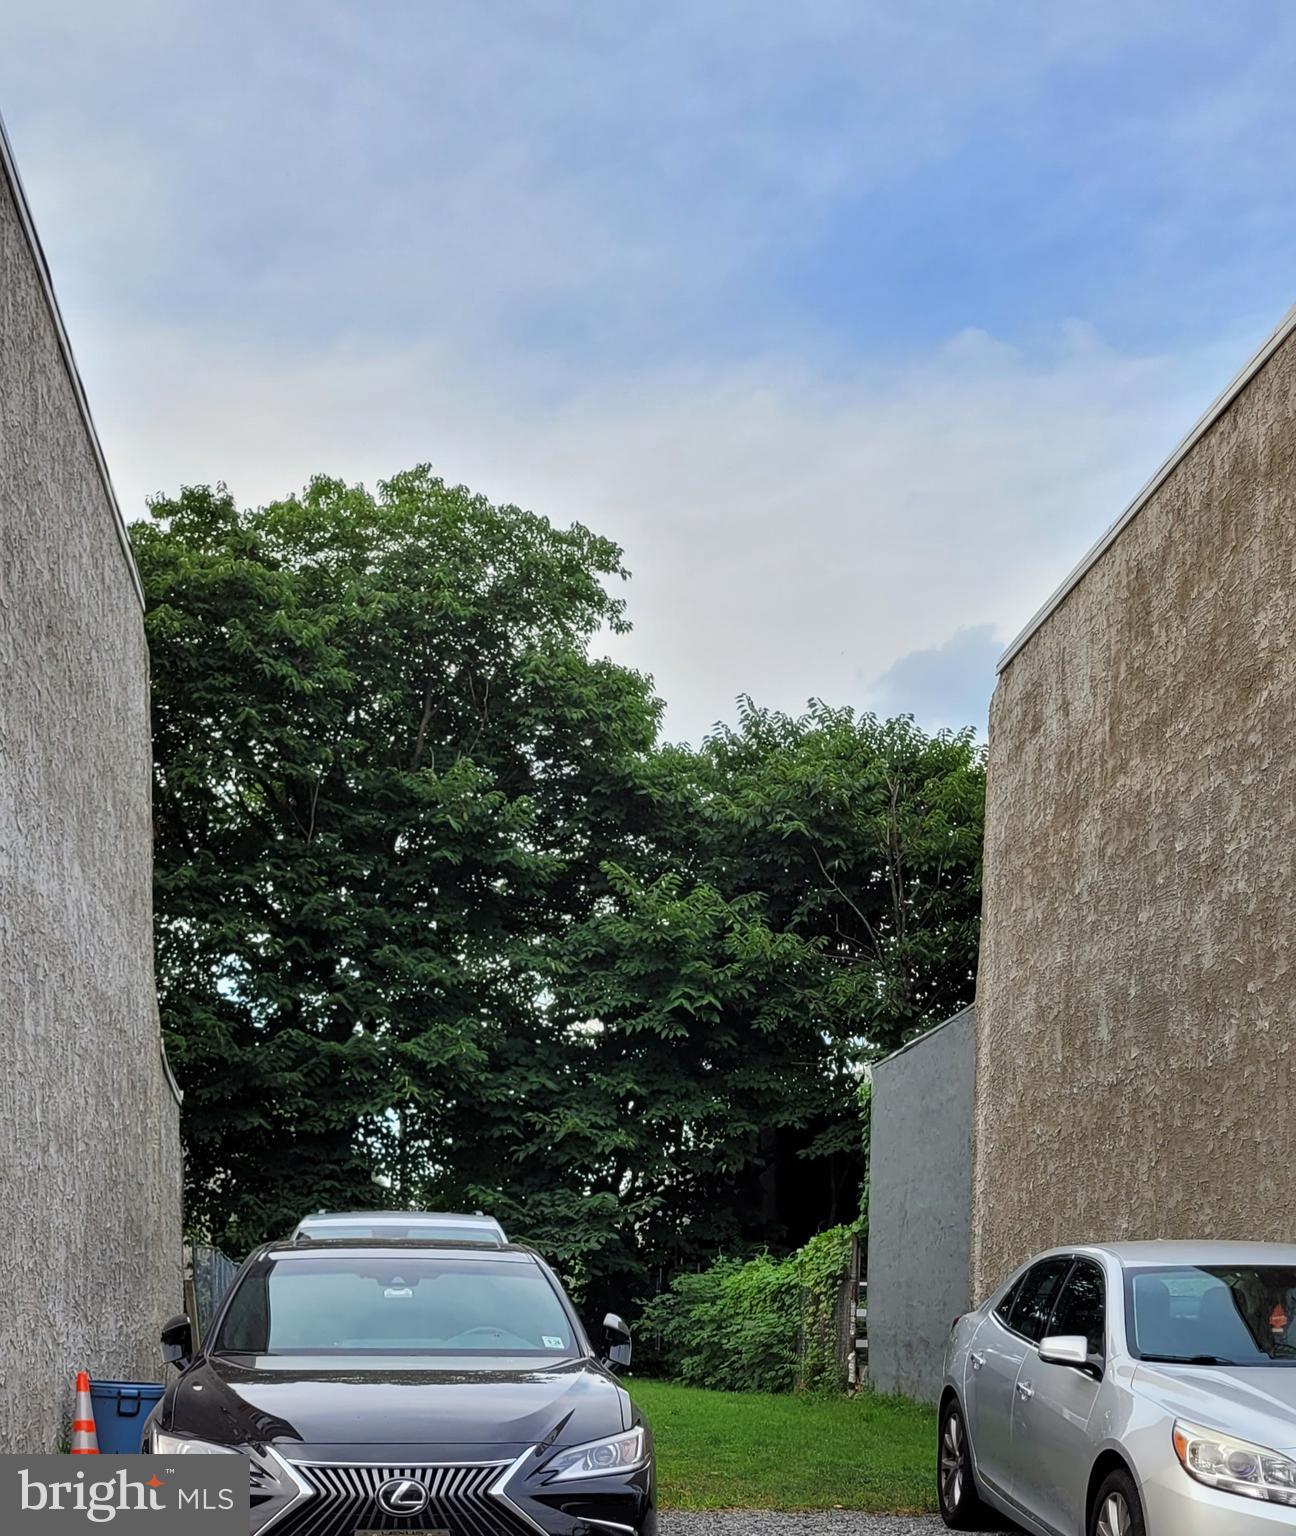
1141;1353;1238;1366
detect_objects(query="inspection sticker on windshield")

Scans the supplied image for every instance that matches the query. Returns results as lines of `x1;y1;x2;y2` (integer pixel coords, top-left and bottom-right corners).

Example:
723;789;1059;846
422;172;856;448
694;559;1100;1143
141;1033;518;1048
543;1336;565;1348
5;1456;247;1533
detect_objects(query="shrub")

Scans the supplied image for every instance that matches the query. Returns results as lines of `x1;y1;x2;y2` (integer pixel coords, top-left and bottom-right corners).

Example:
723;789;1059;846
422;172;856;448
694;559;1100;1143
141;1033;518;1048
638;1224;856;1394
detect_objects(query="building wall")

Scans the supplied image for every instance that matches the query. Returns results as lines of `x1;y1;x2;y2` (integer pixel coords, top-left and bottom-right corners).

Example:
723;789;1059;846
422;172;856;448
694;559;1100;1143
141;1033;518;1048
0;137;183;1451
867;1007;975;1401
971;317;1296;1299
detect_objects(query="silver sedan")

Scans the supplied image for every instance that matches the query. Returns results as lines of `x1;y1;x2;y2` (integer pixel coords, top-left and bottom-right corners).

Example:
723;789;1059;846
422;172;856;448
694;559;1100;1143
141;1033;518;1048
939;1241;1296;1535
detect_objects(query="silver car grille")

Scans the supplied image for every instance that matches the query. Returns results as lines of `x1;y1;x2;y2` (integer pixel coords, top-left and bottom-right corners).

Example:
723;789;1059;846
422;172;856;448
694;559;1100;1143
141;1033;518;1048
268;1461;538;1536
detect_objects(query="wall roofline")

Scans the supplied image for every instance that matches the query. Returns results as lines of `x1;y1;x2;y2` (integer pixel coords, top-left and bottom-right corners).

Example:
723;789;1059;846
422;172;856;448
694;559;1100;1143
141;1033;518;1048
871;1003;976;1074
0;109;144;610
997;298;1296;675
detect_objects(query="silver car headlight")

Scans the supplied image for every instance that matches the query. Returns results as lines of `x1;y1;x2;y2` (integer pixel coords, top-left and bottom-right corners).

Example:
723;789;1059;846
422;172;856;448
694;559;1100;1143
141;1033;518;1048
1174;1419;1296;1505
542;1426;646;1482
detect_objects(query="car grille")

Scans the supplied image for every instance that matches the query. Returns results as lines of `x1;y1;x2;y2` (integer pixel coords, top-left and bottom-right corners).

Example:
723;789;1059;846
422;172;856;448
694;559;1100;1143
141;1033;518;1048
267;1461;539;1536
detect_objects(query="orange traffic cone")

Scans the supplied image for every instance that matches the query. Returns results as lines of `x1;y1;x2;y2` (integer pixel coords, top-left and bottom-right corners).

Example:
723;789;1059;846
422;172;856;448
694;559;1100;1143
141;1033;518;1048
71;1372;99;1454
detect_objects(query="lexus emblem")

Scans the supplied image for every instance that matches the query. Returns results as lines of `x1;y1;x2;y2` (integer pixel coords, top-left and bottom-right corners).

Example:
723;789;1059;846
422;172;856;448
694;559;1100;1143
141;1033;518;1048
376;1477;431;1517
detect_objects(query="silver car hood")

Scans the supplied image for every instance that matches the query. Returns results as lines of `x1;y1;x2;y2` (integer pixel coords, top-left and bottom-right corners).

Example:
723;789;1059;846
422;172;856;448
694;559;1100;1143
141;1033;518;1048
1133;1362;1296;1455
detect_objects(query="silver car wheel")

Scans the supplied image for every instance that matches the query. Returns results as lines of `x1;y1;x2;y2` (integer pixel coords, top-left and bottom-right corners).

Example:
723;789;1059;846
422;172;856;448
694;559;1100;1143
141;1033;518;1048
940;1411;964;1510
1096;1492;1130;1536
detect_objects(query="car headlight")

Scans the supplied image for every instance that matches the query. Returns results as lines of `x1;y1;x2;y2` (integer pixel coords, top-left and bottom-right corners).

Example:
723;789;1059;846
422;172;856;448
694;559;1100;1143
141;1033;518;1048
1174;1420;1296;1505
149;1432;242;1455
150;1434;310;1533
541;1426;646;1482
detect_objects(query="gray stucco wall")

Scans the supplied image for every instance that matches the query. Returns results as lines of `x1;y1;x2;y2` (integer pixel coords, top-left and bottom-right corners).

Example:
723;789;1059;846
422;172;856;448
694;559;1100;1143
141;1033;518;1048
972;312;1296;1299
867;1007;975;1401
0;138;183;1451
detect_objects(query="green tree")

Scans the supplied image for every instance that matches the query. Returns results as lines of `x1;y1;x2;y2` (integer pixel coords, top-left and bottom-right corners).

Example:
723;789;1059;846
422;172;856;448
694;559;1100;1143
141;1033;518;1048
133;469;659;1253
135;468;985;1313
520;703;985;1303
691;702;986;1058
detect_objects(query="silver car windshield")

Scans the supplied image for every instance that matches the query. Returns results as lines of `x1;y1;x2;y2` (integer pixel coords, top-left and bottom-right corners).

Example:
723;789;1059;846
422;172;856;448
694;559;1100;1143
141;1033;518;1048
215;1257;575;1357
1127;1265;1296;1365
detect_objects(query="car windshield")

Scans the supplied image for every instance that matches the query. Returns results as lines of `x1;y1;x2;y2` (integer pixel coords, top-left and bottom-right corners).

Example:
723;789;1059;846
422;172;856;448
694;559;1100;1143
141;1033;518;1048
215;1257;576;1357
1127;1265;1296;1365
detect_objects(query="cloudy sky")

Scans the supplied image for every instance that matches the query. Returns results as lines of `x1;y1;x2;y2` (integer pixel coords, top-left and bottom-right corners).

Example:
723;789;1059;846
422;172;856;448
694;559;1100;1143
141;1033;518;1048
5;2;1295;740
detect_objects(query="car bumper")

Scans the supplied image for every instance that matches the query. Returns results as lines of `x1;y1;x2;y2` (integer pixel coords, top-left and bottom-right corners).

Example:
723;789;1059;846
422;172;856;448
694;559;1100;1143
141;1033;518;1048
1142;1463;1296;1532
253;1449;656;1536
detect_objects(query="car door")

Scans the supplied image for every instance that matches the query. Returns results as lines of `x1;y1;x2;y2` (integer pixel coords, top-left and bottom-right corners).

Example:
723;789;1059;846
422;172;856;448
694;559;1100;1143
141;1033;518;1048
1011;1257;1107;1536
965;1257;1070;1501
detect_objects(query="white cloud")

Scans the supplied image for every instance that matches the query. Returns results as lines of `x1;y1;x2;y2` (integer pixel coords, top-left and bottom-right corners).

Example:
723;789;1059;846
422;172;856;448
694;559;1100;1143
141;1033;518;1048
79;311;1239;742
2;0;1286;742
0;0;1213;362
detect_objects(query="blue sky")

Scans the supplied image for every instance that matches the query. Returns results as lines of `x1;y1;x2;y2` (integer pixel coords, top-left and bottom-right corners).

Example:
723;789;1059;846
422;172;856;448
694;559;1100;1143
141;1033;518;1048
5;1;1295;738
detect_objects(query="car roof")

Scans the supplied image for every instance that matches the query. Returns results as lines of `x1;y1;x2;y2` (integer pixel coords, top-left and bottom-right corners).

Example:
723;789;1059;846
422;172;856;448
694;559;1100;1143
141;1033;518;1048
296;1211;502;1224
261;1237;539;1262
1094;1240;1296;1268
292;1212;507;1245
1012;1240;1296;1271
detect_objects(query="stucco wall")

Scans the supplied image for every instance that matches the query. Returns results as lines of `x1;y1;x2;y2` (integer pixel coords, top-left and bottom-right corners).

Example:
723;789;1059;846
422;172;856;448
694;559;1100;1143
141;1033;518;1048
0;147;183;1451
867;1007;975;1401
971;317;1296;1299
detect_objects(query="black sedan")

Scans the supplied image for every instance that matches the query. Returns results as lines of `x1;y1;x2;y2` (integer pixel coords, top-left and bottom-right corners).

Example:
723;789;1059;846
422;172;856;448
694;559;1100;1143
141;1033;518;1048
145;1238;655;1536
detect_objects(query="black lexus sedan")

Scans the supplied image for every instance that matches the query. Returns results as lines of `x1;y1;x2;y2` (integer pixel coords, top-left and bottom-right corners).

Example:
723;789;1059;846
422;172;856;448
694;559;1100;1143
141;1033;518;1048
144;1238;655;1536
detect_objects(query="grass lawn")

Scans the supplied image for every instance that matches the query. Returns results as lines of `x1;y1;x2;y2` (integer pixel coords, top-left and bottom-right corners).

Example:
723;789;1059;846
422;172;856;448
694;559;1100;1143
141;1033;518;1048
626;1378;938;1512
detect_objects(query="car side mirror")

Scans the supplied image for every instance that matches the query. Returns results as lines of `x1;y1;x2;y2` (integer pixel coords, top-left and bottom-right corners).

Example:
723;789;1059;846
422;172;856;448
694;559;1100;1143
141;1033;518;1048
601;1312;632;1373
161;1314;194;1371
1039;1334;1095;1372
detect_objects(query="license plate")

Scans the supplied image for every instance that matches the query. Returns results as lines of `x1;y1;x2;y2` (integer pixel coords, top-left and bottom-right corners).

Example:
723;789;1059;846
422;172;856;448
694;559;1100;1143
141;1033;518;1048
355;1530;450;1535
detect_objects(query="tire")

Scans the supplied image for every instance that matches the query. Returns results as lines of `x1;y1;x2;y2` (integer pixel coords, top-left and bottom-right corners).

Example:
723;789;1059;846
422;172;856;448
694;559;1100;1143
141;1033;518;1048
938;1398;996;1530
1089;1467;1146;1536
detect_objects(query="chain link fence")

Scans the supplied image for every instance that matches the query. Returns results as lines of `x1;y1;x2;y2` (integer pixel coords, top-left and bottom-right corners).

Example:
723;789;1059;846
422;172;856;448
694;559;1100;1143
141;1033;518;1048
186;1245;239;1344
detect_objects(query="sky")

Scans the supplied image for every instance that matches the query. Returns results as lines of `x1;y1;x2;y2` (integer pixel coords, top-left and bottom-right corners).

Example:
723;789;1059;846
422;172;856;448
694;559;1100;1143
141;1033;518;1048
5;1;1296;741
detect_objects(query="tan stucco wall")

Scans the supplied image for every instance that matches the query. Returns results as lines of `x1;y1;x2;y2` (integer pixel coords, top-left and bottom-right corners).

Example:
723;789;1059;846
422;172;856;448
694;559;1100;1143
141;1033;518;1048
0;150;183;1450
971;319;1296;1300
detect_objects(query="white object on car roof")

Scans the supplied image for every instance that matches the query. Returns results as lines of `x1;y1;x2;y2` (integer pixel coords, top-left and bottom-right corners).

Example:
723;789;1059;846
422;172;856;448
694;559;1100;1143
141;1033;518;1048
291;1209;507;1245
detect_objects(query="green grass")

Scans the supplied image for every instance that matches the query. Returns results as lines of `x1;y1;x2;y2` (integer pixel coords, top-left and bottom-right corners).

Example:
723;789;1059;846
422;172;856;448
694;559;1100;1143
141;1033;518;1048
626;1379;938;1512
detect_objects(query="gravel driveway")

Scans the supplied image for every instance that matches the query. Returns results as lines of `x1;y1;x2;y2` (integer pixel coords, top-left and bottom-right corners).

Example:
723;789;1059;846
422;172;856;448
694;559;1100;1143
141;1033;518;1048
664;1515;1011;1534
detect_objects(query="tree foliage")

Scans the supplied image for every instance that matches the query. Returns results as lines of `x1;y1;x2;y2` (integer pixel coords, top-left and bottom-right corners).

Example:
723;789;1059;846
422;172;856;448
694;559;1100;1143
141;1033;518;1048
134;467;985;1313
135;469;657;1252
525;703;984;1299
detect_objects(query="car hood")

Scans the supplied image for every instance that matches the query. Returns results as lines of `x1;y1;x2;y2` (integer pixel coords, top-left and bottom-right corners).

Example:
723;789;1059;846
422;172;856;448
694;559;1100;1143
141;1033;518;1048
164;1354;629;1460
1132;1362;1296;1455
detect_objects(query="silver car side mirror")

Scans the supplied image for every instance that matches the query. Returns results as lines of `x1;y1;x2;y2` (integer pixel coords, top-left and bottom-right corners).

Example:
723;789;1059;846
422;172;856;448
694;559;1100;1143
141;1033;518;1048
1039;1334;1090;1368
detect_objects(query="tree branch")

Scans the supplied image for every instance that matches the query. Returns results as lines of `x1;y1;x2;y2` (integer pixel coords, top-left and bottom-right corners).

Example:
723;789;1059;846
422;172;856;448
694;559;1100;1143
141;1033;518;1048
805;838;884;959
411;678;436;772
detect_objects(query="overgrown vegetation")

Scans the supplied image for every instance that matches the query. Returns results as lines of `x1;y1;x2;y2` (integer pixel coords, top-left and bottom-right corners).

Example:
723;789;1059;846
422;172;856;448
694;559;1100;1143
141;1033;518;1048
133;469;985;1312
638;1226;855;1392
630;1378;937;1511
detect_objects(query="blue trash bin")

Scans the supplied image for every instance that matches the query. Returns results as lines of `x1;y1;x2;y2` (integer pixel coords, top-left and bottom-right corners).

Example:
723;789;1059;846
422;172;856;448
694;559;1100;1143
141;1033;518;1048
88;1380;165;1453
